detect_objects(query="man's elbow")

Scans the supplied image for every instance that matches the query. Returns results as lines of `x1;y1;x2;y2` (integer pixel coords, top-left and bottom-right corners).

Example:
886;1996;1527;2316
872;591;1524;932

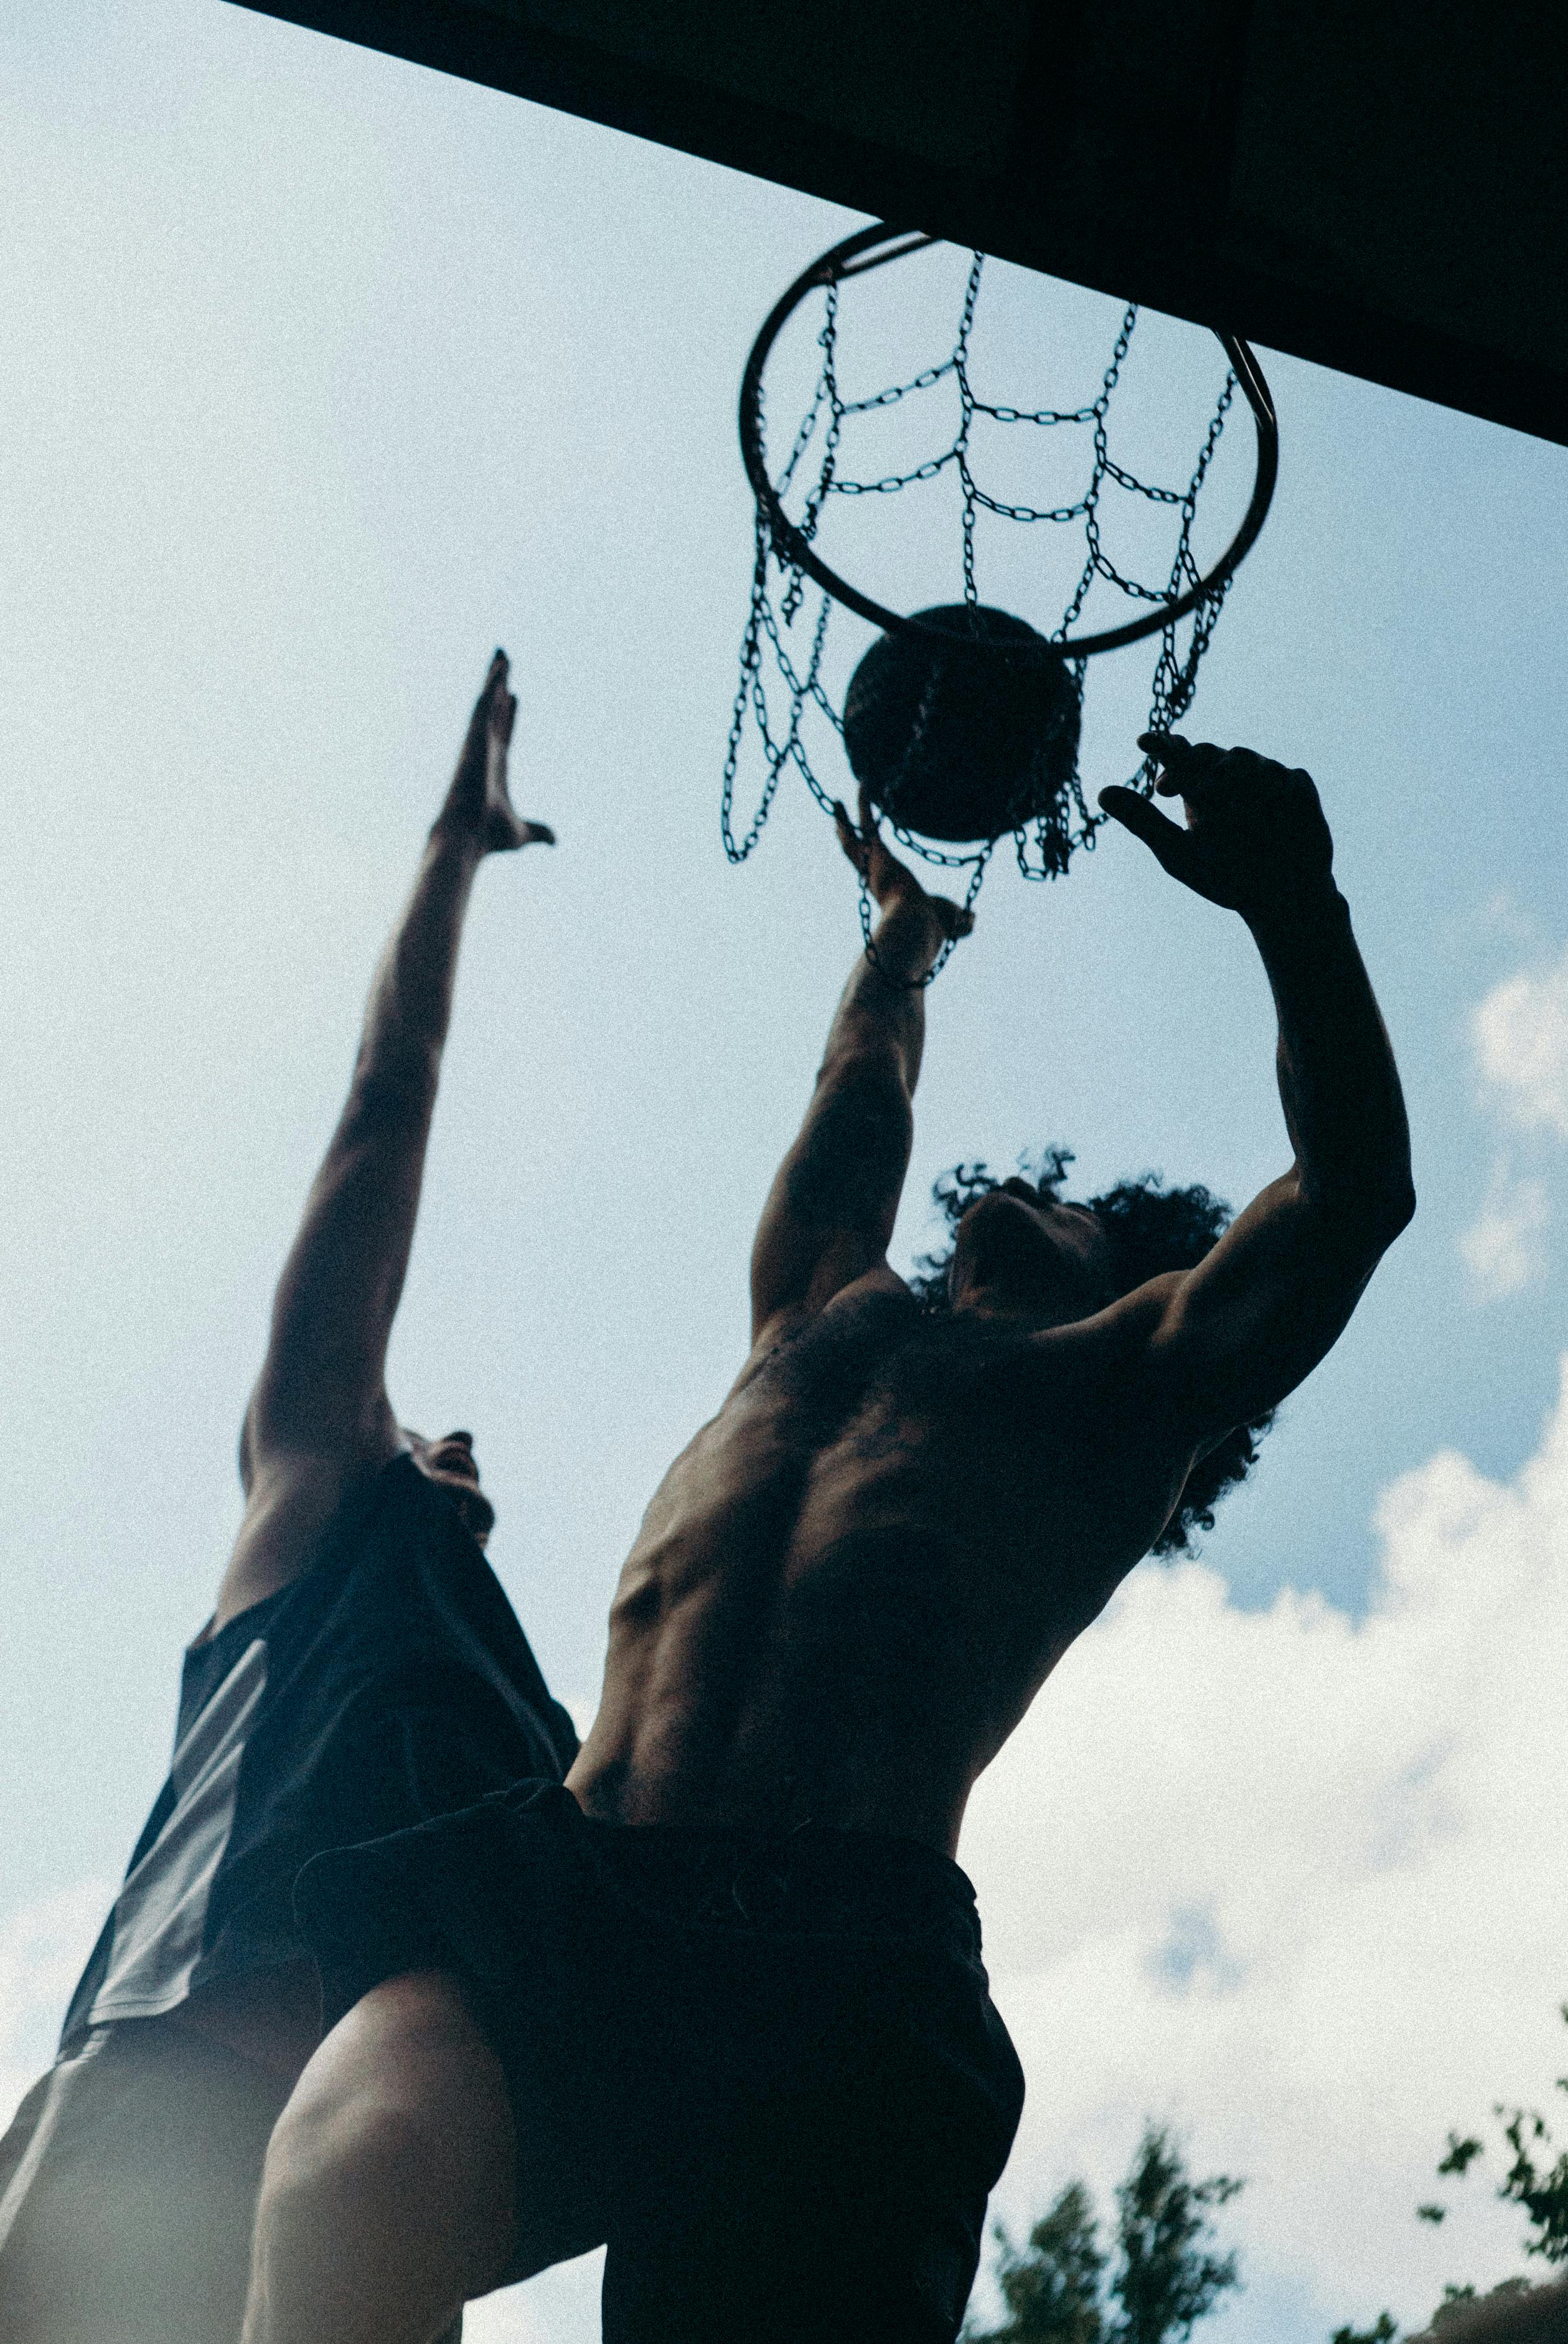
812;1047;916;1134
1384;1175;1417;1241
1301;1166;1415;1258
1365;1155;1417;1246
346;1047;441;1129
816;1040;909;1094
1338;1174;1417;1256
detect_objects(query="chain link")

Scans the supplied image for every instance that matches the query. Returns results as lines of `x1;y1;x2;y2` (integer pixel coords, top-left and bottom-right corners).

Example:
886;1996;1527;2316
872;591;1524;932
725;257;1241;969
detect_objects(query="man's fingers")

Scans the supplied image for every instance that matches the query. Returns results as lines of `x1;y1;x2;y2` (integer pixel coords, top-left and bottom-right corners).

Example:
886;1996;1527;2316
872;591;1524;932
1138;732;1198;802
832;800;867;867
1138;732;1231;804
469;651;510;740
1138;730;1194;774
1140;730;1290;803
1139;732;1227;763
1098;785;1197;879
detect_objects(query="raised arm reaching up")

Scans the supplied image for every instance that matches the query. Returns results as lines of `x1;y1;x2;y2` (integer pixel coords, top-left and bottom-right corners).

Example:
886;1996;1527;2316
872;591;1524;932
746;784;972;1353
215;652;553;1626
1099;732;1414;1443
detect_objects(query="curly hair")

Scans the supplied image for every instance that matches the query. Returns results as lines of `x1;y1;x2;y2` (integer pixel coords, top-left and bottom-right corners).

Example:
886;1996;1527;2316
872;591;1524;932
909;1148;1274;1556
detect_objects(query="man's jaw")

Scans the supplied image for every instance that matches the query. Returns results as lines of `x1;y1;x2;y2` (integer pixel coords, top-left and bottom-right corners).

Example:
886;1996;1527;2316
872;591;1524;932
405;1433;494;1540
951;1191;1089;1317
433;1472;495;1543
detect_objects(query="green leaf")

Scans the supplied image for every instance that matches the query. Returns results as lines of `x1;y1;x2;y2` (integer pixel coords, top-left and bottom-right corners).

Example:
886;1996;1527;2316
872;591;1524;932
962;2129;1245;2344
1109;2125;1244;2344
1330;2312;1397;2344
964;2183;1107;2344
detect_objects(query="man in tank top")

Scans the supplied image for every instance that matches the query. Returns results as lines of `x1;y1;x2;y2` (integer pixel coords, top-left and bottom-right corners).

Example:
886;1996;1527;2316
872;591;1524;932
0;652;575;2344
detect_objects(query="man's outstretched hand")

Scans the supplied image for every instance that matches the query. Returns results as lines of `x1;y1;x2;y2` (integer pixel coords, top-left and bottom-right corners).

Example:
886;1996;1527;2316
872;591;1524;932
833;783;975;948
436;649;556;856
1099;735;1335;927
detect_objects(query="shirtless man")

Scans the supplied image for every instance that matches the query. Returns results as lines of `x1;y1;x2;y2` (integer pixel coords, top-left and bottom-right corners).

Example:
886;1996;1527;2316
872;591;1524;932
0;655;576;2344
242;735;1415;2344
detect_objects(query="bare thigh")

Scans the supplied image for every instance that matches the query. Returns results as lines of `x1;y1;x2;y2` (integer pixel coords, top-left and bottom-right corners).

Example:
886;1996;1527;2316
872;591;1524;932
245;1972;518;2344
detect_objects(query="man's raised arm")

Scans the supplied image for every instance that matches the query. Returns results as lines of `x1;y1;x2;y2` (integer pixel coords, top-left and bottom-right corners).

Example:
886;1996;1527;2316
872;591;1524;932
240;652;552;1494
1101;734;1414;1441
747;788;971;1352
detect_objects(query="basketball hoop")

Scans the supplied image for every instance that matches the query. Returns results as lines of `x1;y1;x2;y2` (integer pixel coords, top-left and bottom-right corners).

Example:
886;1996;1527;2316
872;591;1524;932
721;224;1280;983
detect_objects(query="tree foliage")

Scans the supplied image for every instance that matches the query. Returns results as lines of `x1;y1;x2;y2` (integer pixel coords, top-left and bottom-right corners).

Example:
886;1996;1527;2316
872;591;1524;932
975;2180;1108;2344
964;2127;1243;2344
1423;2002;1568;2269
1330;1999;1568;2342
1114;2126;1244;2344
1331;2315;1399;2344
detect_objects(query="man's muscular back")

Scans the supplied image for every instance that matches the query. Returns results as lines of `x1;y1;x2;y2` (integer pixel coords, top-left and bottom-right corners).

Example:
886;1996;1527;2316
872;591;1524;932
572;743;1414;1858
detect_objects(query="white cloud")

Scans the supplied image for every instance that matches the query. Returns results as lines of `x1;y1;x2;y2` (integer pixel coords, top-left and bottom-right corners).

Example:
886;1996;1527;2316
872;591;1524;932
959;1365;1568;2342
1460;1161;1549;1299
1473;951;1568;1139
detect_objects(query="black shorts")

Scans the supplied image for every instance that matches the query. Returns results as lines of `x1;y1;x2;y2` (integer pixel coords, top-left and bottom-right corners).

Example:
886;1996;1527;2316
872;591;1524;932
296;1779;1025;2344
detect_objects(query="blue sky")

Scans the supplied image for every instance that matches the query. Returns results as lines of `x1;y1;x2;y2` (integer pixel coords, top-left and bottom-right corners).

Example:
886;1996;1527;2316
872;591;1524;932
2;7;1567;2340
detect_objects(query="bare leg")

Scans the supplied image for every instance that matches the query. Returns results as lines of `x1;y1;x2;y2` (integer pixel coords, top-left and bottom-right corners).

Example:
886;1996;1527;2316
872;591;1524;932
242;1972;515;2344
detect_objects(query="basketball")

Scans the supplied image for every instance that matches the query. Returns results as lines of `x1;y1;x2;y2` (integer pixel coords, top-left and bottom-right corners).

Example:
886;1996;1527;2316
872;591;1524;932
841;605;1083;845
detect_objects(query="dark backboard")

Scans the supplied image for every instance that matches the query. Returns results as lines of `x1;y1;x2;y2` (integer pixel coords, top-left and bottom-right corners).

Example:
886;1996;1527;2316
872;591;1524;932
233;0;1567;446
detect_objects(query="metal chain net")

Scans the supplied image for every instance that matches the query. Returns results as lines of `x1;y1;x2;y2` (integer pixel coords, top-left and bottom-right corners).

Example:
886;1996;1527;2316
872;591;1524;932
722;253;1240;986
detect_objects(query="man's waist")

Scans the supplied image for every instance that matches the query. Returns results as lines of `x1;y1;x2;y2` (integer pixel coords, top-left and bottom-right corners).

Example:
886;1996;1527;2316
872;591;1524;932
520;1780;983;1952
